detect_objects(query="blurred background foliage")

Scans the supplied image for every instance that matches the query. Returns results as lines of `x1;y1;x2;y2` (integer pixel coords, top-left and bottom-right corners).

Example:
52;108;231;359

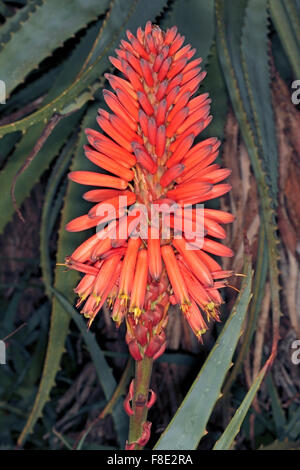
0;0;300;450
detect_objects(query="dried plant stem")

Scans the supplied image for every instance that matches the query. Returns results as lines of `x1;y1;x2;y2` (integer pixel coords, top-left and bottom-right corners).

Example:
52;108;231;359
0;96;44;126
128;356;153;449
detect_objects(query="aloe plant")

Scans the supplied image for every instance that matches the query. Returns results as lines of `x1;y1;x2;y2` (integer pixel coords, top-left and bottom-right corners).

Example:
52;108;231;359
0;0;297;451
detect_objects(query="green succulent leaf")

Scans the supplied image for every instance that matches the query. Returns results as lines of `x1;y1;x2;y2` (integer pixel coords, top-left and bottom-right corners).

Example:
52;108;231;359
154;258;253;450
0;0;111;97
283;405;300;440
0;111;83;234
241;0;278;199
0;16;104;234
16;104;95;447
0;131;21;167
200;43;228;141
40;137;77;296
213;362;269;450
266;373;286;437
0;0;169;138
0;0;42;51
223;225;268;397
215;0;281;365
160;0;215;64
270;0;300;79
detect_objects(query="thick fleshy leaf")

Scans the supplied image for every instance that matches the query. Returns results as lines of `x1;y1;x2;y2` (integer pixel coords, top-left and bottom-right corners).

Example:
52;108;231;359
155;259;252;450
266;373;286;437
0;20;102;233
215;0;280;368
0;0;41;51
160;0;214;64
0;0;110;96
40;137;77;296
223;226;268;397
0;112;82;235
241;0;278;199
270;0;300;79
213;362;269;450
200;44;228;141
16;107;93;447
0;0;169;137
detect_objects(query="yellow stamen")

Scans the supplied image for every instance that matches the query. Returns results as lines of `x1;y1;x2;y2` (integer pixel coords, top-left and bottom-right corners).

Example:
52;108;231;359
206;301;216;312
196;328;207;338
180;302;191;314
227;284;240;293
92;293;102;306
131;306;142;319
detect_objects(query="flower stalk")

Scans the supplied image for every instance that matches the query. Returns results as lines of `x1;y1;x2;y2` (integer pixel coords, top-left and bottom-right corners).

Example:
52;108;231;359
128;356;154;449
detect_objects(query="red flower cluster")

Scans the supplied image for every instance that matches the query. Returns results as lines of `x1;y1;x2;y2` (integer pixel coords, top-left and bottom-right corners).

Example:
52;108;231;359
65;22;234;360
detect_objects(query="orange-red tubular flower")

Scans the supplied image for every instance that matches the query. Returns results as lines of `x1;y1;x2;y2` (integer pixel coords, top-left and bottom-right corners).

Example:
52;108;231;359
87;191;136;219
83;188;125;202
161;245;190;312
184;300;208;341
129;249;148;317
118;237;142;301
64;21;234;361
65;214;104;232
84;146;134;181
92;254;122;302
70;233;102;262
172;238;213;287
68;171;128;190
147;226;162;281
